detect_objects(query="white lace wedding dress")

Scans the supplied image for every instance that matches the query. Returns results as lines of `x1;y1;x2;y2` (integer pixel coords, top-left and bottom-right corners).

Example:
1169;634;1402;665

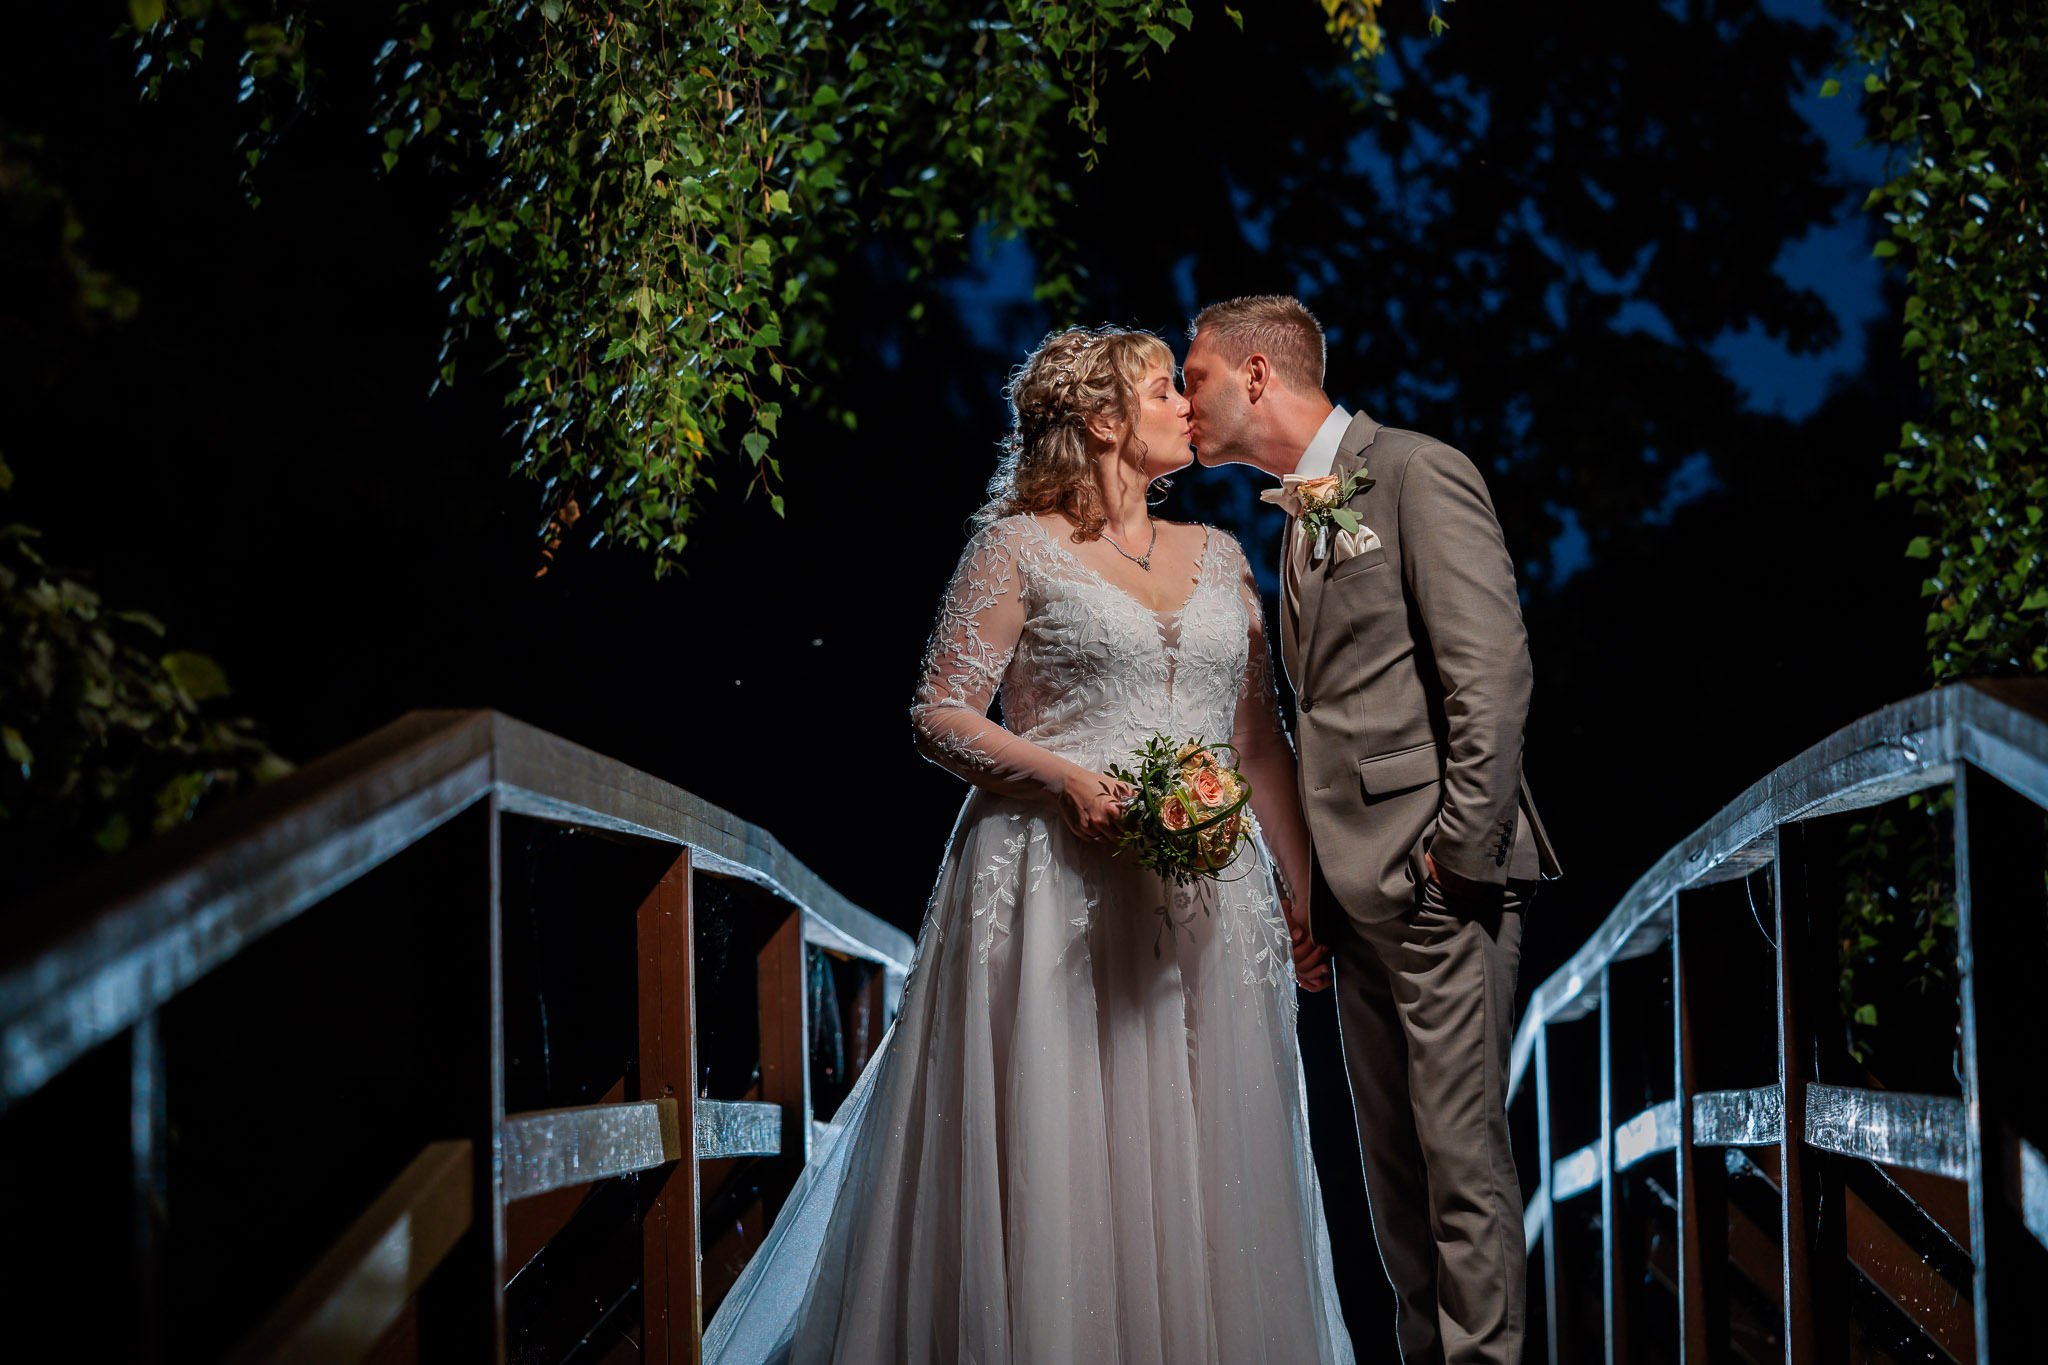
705;514;1353;1364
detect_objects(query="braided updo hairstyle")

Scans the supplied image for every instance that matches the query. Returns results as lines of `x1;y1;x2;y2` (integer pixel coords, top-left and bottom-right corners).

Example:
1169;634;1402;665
978;325;1175;540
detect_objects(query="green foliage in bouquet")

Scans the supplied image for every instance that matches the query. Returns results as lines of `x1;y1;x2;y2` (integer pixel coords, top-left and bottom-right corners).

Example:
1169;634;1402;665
1108;734;1253;887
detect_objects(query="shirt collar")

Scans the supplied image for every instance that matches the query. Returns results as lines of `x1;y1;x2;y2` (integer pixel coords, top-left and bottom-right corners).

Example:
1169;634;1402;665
1290;406;1352;480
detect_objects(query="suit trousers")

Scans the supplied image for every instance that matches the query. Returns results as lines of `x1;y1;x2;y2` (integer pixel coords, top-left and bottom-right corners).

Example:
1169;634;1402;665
1330;874;1532;1365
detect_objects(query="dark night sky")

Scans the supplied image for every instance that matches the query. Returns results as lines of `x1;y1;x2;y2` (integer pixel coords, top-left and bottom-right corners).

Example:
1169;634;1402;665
4;0;1927;1007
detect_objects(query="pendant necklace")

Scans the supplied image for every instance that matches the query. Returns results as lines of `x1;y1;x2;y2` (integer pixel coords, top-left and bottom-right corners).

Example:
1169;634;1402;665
1101;518;1158;571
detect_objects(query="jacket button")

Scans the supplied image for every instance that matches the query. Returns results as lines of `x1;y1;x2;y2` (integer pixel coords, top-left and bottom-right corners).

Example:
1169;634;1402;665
1299;696;1315;712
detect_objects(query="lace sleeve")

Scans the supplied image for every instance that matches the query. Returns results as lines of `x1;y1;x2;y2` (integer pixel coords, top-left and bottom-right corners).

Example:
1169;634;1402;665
1226;536;1313;909
910;518;1090;802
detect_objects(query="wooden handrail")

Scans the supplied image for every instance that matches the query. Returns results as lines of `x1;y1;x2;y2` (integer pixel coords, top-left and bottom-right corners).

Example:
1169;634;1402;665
0;709;913;1114
1516;680;2048;1363
1510;680;2048;1102
227;1139;474;1364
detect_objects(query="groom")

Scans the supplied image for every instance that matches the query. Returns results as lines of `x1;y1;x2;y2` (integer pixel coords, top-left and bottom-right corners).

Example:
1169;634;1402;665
1186;295;1559;1365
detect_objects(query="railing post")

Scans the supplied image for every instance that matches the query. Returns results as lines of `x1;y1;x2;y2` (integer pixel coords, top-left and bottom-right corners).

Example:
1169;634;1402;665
639;848;700;1364
1536;1025;1560;1365
758;908;812;1199
130;1009;167;1363
1774;824;1846;1365
416;794;507;1360
1599;966;1627;1364
1955;762;2048;1365
1673;894;1727;1364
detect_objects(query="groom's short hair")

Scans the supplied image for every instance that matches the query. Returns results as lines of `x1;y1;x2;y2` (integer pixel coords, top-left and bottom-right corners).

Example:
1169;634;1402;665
1188;295;1326;393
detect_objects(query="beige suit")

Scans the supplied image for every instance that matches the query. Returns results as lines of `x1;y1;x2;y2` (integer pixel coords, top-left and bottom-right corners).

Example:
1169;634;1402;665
1281;411;1560;1365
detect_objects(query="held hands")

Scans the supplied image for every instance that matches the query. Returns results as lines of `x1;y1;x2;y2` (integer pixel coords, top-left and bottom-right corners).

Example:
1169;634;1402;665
1280;894;1331;992
1059;768;1135;845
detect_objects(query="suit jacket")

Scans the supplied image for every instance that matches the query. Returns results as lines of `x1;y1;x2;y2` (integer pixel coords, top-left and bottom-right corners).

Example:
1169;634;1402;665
1282;411;1560;929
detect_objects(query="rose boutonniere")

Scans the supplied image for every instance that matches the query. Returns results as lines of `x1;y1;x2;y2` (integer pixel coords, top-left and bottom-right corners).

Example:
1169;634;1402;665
1259;464;1374;562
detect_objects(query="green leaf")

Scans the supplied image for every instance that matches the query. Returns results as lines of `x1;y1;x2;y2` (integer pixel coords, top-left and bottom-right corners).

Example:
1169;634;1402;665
1905;536;1933;560
1872;239;1899;259
1;726;31;774
162;650;231;701
741;432;771;463
1330;507;1362;534
129;0;165;30
1853;1003;1878;1027
1820;77;1841;98
2022;589;2048;613
1223;5;1244;29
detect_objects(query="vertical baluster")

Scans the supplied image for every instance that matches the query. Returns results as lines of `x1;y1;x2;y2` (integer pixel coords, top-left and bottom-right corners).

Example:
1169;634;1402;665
1774;823;1846;1365
131;1009;167;1363
1674;894;1727;1364
639;848;698;1363
1955;762;2048;1364
1537;1025;1561;1365
1600;967;1628;1363
758;908;813;1198
417;795;506;1361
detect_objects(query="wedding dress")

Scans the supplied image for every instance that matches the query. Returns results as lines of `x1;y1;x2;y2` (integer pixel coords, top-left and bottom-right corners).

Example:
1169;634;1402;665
705;514;1353;1364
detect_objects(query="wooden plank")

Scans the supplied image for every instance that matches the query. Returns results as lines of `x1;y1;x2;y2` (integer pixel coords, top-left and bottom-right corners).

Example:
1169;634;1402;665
1803;1086;1967;1179
226;1140;474;1365
1552;1142;1600;1203
694;1100;782;1160
503;1099;684;1201
1954;762;2048;1364
638;849;699;1365
1693;1087;1785;1148
503;1076;626;1282
1841;1180;1975;1362
1614;1098;1683;1172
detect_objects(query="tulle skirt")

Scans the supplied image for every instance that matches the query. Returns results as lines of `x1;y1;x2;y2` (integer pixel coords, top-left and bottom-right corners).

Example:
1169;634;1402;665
705;791;1353;1364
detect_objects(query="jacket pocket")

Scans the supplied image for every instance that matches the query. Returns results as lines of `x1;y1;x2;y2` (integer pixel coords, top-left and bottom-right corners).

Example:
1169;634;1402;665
1359;741;1441;796
1329;546;1388;581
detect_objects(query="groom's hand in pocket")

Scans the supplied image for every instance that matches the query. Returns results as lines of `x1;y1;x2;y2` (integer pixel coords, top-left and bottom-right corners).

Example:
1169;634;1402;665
1281;895;1331;992
1424;851;1503;917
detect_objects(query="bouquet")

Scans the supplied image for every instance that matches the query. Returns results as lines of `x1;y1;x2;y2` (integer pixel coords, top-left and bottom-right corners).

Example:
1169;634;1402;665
1109;735;1253;885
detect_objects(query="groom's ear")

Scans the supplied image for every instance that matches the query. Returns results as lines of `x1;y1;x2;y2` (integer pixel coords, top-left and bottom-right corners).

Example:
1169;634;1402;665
1244;352;1273;406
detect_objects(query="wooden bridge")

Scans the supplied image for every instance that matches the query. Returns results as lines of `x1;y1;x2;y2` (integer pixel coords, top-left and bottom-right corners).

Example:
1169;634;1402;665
0;710;911;1361
1514;680;2048;1364
5;685;2045;1361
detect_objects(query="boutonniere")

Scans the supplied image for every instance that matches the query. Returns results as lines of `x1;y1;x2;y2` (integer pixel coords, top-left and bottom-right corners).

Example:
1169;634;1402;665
1259;464;1375;562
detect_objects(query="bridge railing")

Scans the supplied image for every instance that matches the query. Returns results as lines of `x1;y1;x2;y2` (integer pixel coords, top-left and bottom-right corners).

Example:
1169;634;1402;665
0;709;912;1362
1512;679;2048;1364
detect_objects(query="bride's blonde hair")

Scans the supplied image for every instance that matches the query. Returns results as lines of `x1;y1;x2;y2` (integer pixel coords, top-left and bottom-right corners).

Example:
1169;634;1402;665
979;325;1175;540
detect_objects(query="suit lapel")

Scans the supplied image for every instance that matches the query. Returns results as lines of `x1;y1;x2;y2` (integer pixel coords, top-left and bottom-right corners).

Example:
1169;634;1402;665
1292;412;1382;686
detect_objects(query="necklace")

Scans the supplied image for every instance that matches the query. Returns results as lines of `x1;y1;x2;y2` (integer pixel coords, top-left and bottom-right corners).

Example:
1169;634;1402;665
1101;518;1158;571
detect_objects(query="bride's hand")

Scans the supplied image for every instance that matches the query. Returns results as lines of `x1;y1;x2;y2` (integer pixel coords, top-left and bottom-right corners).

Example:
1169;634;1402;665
1059;769;1134;844
1281;894;1332;992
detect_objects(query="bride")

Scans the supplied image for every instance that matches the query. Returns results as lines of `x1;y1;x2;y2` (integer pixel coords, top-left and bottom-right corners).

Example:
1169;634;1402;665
707;325;1353;1364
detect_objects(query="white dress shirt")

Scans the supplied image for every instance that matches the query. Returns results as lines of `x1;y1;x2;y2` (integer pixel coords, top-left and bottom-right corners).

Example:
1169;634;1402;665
1283;407;1354;644
1293;405;1353;480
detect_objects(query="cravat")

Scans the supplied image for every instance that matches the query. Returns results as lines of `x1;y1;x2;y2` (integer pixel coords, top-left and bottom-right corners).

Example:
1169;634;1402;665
1280;513;1306;686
